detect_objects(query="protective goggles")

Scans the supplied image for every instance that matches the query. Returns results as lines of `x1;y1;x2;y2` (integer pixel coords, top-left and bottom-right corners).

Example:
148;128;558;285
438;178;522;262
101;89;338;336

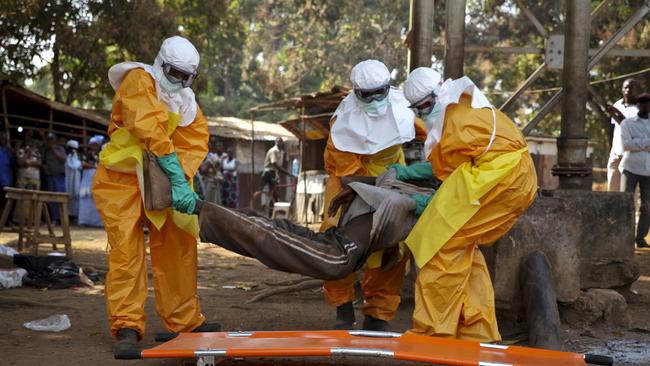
354;84;390;103
409;93;437;117
162;62;198;88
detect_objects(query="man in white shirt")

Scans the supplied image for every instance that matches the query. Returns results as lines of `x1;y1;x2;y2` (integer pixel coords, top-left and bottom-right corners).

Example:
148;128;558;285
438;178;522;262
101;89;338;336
620;92;650;248
607;79;640;192
260;138;291;210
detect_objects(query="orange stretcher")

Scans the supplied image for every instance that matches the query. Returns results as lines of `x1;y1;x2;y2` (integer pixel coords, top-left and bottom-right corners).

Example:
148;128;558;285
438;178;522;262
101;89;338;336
128;330;613;365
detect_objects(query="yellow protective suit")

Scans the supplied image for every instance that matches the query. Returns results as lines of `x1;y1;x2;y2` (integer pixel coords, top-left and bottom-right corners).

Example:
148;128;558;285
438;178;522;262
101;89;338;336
407;95;537;341
321;117;426;321
93;69;209;338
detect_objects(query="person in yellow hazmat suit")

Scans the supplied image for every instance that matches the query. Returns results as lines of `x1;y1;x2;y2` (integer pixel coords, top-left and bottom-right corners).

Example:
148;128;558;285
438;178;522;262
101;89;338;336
321;60;427;331
391;67;537;341
93;36;220;357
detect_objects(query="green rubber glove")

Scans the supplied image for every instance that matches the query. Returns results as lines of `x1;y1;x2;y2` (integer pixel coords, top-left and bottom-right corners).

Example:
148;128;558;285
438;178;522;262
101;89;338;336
411;193;433;217
389;162;434;181
156;152;198;214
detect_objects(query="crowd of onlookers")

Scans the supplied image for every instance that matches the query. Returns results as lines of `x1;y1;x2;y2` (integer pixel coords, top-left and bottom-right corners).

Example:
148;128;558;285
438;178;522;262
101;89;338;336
0;129;104;227
196;135;239;208
0;130;243;230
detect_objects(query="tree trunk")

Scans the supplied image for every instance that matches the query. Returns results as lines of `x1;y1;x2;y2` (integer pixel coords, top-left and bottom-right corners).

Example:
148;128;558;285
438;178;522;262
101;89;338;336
51;36;63;103
223;62;230;116
65;77;79;105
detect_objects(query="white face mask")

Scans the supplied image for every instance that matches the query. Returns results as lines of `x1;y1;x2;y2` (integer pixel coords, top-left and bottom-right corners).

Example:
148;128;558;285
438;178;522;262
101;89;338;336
422;103;442;124
362;97;389;117
158;75;183;94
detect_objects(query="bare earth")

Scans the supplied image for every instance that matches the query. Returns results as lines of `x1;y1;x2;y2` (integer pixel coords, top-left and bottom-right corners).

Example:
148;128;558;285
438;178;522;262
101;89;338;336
1;227;649;366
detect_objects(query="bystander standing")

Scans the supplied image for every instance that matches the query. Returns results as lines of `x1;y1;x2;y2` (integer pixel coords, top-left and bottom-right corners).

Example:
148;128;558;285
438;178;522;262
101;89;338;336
65;140;82;220
607;79;640;192
221;147;239;208
15;129;41;190
620;92;650;248
78;135;104;227
0;130;14;223
42;132;66;223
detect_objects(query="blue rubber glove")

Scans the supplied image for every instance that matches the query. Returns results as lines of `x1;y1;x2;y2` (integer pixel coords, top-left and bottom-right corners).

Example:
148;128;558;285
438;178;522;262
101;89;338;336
389;162;434;181
156;152;198;214
411;193;433;217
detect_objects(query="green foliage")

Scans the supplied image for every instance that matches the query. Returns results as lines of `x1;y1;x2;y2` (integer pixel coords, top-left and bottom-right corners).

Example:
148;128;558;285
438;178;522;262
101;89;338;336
0;0;176;107
2;0;650;167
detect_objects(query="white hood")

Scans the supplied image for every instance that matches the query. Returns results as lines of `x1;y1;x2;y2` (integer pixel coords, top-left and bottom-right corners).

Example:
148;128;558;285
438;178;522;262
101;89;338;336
424;76;493;156
108;62;198;127
331;89;416;155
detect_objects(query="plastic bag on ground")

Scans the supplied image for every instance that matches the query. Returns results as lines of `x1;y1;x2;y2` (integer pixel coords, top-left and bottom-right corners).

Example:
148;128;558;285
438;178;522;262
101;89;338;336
23;314;71;332
0;244;18;257
0;268;27;289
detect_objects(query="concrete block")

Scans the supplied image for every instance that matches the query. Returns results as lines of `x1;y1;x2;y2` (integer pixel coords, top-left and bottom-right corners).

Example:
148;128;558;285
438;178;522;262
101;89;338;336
486;194;582;305
486;190;639;310
545;190;639;290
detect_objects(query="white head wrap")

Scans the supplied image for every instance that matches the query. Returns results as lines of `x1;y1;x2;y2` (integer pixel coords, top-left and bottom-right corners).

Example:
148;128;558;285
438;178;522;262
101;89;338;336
350;60;390;89
404;69;494;156
89;135;105;145
404;67;443;105
66;140;79;149
107;36;199;127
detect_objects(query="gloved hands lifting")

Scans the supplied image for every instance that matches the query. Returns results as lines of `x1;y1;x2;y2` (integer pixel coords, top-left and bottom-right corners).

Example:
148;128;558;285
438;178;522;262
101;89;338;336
156;152;198;215
410;193;433;217
389;161;434;181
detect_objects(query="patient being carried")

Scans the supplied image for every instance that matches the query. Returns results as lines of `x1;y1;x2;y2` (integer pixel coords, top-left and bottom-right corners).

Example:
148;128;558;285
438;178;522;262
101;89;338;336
197;168;436;280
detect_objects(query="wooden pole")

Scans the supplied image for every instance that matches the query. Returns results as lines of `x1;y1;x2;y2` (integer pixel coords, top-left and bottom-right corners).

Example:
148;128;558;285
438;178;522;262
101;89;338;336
1;87;10;140
444;0;466;79
82;118;87;146
49;107;53;132
250;113;256;208
408;0;435;72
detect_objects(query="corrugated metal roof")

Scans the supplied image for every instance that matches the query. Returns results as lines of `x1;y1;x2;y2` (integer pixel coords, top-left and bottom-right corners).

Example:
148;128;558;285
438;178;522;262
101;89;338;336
249;85;349;112
206;116;296;141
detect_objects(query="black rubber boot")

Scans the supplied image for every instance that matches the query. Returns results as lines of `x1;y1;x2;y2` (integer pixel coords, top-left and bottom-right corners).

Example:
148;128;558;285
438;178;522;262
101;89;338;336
334;301;356;330
636;239;650;248
192;322;222;332
362;315;390;332
113;328;141;359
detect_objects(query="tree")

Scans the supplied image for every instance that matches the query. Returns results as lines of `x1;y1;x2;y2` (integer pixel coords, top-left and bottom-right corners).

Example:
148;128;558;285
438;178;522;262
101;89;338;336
0;0;176;107
170;0;248;116
242;0;410;101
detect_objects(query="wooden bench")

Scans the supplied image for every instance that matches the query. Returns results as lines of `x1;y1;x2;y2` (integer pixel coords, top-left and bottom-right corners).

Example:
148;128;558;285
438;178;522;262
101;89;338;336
0;187;72;258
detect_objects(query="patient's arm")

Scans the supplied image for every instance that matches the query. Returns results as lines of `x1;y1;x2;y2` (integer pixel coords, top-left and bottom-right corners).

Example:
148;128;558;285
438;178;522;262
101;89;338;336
342;213;372;250
328;186;357;217
341;176;376;186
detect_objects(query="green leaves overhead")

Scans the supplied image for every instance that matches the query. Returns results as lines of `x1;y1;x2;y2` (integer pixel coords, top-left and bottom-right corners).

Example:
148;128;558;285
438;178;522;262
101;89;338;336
1;0;649;168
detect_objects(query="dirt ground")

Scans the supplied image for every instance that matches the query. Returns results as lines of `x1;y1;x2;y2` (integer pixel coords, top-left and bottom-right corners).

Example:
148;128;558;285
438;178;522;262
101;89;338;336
1;226;649;366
